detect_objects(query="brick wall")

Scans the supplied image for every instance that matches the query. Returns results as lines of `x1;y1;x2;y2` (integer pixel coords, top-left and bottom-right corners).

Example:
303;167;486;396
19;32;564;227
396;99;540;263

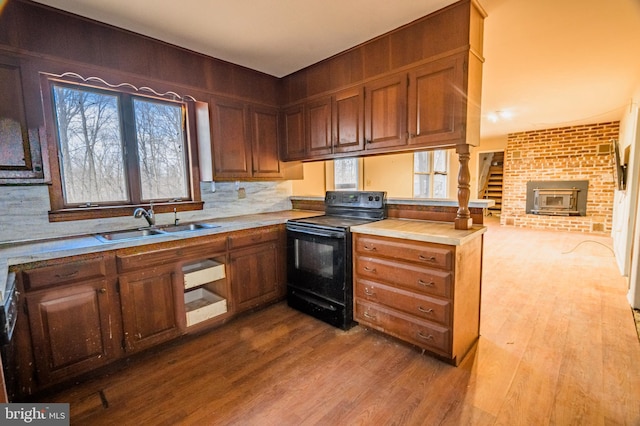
501;122;619;233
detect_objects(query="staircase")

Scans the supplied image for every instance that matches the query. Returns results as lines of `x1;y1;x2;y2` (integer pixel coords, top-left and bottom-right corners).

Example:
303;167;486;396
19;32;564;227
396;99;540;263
482;152;504;216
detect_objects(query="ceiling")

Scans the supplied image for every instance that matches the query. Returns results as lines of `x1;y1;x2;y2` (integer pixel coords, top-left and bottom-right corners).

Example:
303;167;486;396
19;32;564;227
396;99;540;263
31;0;640;139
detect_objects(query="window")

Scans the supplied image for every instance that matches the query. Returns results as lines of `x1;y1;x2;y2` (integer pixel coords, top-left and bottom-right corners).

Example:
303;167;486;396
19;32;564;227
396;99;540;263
414;150;449;198
334;158;359;190
44;75;202;221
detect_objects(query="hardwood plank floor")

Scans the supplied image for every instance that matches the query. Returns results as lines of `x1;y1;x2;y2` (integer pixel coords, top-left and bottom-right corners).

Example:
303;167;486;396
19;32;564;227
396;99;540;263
40;218;640;425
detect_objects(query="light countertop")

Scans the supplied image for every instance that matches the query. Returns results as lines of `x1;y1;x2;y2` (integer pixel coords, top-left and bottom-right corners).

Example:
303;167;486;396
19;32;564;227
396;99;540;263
290;196;495;209
351;218;487;246
0;210;321;302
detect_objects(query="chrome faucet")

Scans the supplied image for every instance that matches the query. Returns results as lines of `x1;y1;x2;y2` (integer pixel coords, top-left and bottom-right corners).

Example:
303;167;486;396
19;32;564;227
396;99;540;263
133;202;155;227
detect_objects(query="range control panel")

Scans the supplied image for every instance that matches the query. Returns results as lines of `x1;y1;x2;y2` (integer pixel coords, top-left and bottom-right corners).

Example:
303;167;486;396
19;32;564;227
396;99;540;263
324;191;386;209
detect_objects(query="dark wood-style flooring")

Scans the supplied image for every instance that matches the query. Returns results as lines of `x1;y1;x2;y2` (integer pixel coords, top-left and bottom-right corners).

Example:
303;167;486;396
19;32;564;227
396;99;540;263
43;217;640;425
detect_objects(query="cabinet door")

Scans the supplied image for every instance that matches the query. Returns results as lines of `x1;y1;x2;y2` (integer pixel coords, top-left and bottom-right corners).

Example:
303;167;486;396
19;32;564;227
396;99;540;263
281;104;306;161
364;74;407;150
119;266;182;353
333;86;364;153
0;56;46;183
211;98;251;179
230;242;281;313
408;55;464;147
305;96;333;158
250;106;282;178
26;279;119;385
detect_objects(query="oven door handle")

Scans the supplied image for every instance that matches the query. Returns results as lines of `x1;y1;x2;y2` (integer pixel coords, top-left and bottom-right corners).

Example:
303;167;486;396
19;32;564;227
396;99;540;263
286;224;345;239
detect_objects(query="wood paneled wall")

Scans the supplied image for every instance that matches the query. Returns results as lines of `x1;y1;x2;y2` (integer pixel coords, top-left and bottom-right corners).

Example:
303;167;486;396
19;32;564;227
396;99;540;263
280;0;480;105
0;0;280;114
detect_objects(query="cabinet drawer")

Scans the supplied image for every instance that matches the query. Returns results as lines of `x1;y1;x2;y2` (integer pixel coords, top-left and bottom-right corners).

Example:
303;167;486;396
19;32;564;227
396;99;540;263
355;236;453;270
355;256;452;298
355;279;450;326
228;226;280;250
117;238;227;273
355;300;451;355
22;256;112;291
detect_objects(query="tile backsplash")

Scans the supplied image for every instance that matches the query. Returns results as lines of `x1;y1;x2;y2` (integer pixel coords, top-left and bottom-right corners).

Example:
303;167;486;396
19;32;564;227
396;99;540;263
0;181;293;244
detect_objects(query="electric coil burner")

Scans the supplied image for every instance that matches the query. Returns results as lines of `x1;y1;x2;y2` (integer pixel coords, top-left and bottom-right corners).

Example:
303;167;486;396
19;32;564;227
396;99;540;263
286;191;386;329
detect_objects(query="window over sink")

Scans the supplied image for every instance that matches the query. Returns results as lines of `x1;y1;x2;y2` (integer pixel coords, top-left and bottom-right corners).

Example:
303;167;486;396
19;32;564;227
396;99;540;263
42;74;203;221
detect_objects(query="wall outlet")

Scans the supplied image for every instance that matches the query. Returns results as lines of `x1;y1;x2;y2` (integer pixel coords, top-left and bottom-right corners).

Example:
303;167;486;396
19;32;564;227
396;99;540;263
238;187;246;199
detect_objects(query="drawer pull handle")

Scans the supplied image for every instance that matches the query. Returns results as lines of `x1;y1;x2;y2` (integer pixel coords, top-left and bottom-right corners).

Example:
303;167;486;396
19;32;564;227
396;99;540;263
418;332;434;341
363;245;377;251
418;306;433;314
419;255;437;262
363;311;377;321
364;266;377;273
98;288;107;294
364;288;376;297
418;279;435;287
55;270;79;279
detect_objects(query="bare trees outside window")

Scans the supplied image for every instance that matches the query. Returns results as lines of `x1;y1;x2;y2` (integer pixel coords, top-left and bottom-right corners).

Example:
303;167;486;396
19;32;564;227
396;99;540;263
52;83;189;207
53;85;126;204
133;98;188;201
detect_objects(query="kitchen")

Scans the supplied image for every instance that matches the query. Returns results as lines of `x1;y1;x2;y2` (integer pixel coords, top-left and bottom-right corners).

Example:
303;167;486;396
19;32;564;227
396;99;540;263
1;0;640;423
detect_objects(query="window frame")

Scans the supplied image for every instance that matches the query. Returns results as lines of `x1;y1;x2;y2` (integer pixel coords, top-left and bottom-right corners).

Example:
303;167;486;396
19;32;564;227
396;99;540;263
413;149;449;198
41;73;203;222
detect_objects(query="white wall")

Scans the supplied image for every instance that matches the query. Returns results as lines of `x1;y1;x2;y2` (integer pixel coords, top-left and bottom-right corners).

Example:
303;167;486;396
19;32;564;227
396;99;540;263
611;93;640;308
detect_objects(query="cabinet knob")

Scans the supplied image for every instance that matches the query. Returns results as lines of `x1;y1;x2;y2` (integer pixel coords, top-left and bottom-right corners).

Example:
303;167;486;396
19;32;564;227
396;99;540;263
98;288;107;294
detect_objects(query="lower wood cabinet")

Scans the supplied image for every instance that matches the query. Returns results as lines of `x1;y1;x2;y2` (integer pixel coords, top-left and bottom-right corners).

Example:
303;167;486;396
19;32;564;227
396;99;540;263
352;231;483;365
229;225;286;313
118;265;182;353
230;243;280;313
23;271;121;385
11;225;287;397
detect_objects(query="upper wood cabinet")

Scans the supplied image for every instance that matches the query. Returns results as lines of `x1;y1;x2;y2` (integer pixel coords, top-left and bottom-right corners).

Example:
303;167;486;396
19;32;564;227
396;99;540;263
280;87;364;161
250;106;282;178
0;56;48;184
364;74;408;151
211;97;282;180
281;104;306;161
408;54;465;148
211;98;251;179
278;0;486;165
333;87;364;154
306;97;333;158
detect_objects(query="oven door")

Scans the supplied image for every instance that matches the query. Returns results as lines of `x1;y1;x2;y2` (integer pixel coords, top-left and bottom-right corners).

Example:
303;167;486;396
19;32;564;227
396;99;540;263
286;223;354;329
286;223;346;303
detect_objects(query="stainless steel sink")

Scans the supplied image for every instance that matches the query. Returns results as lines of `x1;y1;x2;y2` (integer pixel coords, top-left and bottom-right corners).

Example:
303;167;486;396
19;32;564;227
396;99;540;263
159;223;220;232
95;222;219;243
95;228;166;243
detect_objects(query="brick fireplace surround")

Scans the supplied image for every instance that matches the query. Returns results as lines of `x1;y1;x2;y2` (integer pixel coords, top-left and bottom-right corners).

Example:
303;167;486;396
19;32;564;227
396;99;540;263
501;121;619;233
